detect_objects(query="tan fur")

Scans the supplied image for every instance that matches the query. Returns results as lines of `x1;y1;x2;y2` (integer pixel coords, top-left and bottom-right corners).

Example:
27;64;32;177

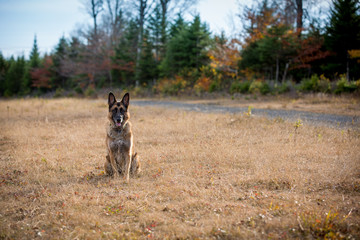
105;92;140;182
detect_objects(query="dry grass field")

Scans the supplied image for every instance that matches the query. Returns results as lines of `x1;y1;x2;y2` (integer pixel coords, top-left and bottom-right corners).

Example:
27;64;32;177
0;97;360;239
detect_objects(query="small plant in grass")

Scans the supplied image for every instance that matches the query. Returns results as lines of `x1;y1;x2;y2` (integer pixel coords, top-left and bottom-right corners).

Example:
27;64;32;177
293;119;302;142
294;119;302;133
246;105;253;116
299;210;351;238
104;205;124;215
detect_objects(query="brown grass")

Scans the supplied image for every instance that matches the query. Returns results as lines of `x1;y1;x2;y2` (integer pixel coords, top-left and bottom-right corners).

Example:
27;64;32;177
0;98;359;239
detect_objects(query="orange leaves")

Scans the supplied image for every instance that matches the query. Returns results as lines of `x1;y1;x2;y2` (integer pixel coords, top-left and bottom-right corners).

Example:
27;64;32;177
291;37;331;70
208;38;241;79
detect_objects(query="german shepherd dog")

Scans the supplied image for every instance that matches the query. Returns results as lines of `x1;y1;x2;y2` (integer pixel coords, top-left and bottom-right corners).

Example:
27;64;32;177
105;92;140;182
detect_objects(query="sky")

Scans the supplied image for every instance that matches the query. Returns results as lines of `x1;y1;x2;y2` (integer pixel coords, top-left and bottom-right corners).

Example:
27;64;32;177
0;0;244;59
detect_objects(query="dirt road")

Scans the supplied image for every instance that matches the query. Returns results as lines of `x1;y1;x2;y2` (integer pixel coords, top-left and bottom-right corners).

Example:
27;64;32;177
133;100;360;128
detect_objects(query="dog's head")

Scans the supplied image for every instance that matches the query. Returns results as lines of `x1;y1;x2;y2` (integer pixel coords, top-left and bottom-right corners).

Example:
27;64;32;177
108;92;130;129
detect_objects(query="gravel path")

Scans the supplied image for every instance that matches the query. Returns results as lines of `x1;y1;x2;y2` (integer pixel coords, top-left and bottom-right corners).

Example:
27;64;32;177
133;100;360;129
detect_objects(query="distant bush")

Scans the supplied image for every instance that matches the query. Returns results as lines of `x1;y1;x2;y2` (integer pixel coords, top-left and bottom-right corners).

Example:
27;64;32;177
74;86;83;95
194;76;211;93
260;82;271;95
153;76;187;95
333;76;359;94
209;80;220;93
249;81;270;95
274;82;291;94
230;81;251;94
54;88;64;98
84;85;96;97
298;74;330;93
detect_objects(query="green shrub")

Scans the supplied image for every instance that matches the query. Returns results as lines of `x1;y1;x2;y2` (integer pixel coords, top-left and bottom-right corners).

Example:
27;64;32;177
249;81;263;94
74;86;83;95
4;89;13;97
334;77;359;94
96;76;106;88
275;82;290;94
84;85;96;97
230;81;251;94
54;88;64;98
209;81;220;93
298;74;330;93
259;82;271;95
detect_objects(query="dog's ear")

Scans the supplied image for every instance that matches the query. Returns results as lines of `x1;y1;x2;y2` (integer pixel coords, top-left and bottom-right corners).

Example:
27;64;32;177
121;93;130;109
108;92;116;106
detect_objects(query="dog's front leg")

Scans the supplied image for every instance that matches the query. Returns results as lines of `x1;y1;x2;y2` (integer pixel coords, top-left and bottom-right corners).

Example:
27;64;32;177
108;151;120;178
123;153;131;183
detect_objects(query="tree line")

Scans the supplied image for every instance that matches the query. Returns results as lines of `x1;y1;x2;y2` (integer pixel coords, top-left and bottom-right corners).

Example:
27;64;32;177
0;0;359;97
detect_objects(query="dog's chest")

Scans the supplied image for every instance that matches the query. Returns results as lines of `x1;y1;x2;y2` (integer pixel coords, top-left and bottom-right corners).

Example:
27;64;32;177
108;128;125;140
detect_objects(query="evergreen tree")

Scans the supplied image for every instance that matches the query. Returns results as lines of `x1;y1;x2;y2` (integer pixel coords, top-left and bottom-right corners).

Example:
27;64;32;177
139;30;157;84
148;4;163;63
112;19;139;86
22;35;42;94
169;14;186;38
52;36;69;88
186;15;211;70
160;15;211;77
324;0;360;79
29;35;41;68
0;52;8;95
5;56;26;96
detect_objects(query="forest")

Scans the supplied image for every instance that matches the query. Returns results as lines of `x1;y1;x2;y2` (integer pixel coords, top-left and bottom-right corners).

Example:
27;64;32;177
0;0;359;97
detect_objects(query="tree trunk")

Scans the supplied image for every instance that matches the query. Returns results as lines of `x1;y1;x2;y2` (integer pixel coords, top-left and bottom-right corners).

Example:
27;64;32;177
346;52;350;81
275;56;279;83
282;60;291;83
295;0;303;38
135;0;147;85
160;0;170;59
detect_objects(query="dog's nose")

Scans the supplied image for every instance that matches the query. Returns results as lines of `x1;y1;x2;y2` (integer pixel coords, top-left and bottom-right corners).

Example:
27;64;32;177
116;119;121;123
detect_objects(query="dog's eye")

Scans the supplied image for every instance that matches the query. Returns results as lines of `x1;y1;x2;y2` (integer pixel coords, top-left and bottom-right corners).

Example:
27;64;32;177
120;108;125;113
112;108;117;113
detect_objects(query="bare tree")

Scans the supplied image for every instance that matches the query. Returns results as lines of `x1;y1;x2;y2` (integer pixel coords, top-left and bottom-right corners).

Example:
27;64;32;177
295;0;303;37
83;0;104;37
104;0;126;46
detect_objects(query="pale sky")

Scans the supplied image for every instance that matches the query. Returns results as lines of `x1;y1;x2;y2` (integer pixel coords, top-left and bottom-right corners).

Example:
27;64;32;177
0;0;244;59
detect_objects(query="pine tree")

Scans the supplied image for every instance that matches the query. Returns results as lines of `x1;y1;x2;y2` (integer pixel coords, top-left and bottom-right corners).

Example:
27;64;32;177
22;35;42;94
325;0;360;79
52;36;69;88
186;15;211;70
139;30;157;84
112;20;138;86
0;52;8;95
148;5;163;63
5;56;26;96
160;15;210;77
29;35;41;68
